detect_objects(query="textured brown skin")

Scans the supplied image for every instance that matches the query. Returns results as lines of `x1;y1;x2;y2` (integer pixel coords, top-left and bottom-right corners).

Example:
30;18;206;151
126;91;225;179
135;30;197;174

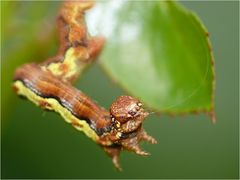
13;0;157;170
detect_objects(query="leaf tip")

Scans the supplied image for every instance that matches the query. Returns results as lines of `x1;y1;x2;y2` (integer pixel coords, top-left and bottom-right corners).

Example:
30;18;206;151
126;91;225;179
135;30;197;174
207;110;216;124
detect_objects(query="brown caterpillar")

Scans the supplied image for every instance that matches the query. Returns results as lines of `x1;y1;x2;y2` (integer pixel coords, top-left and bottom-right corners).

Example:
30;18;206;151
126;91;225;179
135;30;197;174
12;0;157;170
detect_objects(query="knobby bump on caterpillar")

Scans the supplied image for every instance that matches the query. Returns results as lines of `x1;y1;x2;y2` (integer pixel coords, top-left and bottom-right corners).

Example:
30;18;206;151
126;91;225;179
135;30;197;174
12;0;157;171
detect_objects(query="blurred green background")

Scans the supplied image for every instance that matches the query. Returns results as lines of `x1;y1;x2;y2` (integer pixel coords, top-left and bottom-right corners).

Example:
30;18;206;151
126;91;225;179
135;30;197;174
1;1;239;179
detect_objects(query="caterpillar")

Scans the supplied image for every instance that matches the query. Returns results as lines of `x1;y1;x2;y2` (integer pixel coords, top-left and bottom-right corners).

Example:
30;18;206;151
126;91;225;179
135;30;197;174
12;1;157;170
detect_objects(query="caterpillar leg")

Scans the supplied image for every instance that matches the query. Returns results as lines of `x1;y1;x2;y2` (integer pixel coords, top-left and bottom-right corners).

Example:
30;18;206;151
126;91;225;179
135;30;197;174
120;128;157;156
103;146;122;171
140;129;157;144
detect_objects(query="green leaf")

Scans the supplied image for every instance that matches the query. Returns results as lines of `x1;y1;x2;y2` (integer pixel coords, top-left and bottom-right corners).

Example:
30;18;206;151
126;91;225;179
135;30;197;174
92;1;215;115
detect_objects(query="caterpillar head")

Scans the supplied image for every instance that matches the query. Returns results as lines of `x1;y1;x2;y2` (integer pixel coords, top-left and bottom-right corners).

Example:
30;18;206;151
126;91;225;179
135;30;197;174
110;95;148;133
105;95;157;170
